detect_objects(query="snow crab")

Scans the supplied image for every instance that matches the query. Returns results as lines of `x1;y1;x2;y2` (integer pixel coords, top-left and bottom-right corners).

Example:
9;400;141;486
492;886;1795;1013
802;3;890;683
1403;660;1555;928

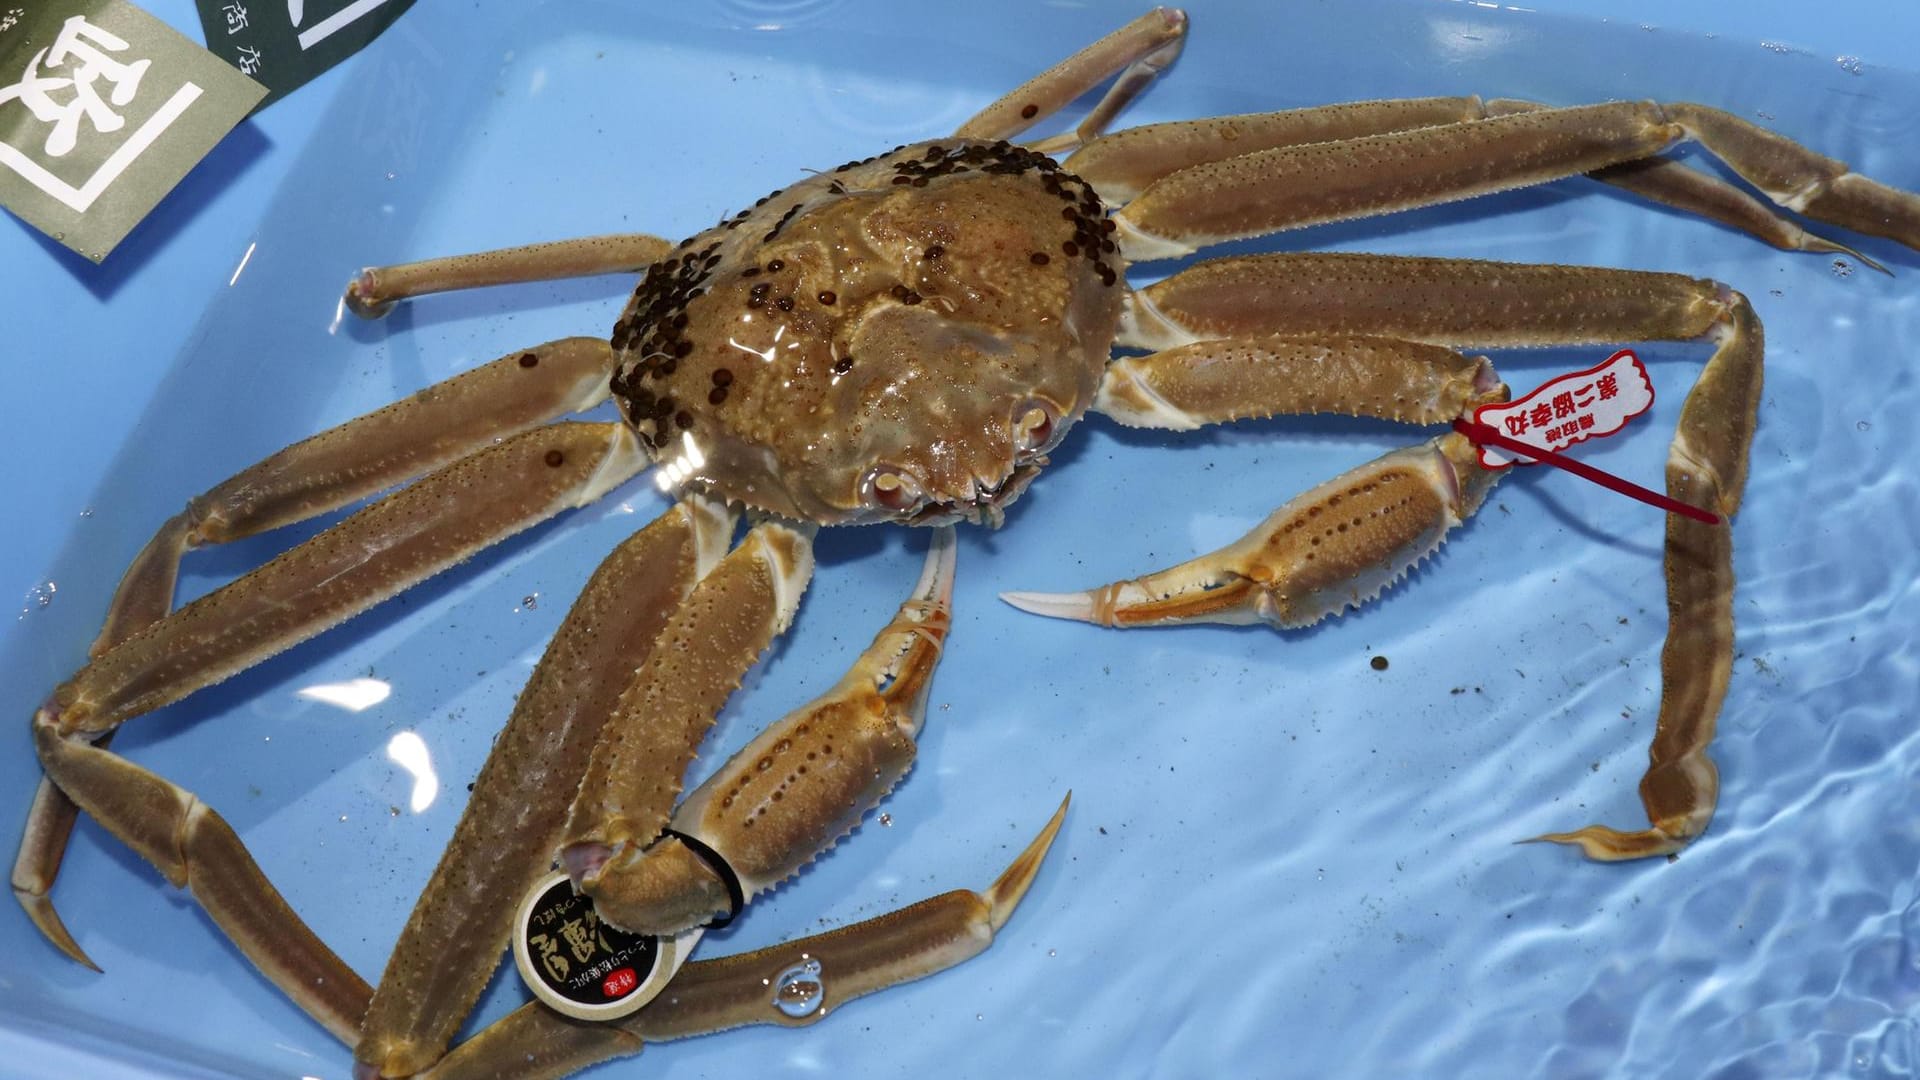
11;6;1920;1078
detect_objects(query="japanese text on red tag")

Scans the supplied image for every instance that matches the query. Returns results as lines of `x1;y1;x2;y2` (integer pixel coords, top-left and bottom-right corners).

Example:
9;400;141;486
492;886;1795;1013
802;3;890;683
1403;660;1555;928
1472;350;1654;468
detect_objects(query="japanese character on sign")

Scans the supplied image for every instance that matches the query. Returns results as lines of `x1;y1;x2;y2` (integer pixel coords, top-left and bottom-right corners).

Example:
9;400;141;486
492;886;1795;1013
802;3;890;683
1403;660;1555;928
223;4;250;34
0;16;152;158
1467;349;1656;470
530;932;569;981
234;44;262;76
0;9;23;34
559;916;599;964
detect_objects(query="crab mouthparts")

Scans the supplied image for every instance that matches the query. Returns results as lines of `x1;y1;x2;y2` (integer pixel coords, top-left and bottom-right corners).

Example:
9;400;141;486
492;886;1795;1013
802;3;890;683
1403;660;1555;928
910;460;1046;527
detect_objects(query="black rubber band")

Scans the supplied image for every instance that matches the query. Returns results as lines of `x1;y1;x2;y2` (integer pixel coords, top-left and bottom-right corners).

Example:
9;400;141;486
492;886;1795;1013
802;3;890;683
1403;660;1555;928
662;829;744;930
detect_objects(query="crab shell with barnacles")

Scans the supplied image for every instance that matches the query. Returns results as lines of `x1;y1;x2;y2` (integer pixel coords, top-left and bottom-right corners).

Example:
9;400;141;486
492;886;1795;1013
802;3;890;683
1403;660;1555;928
12;7;1920;1079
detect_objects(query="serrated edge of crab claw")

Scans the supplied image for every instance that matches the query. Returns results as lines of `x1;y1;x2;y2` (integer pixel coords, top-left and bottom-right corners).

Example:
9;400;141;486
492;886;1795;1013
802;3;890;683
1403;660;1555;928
680;523;958;899
576;528;959;935
1001;434;1493;630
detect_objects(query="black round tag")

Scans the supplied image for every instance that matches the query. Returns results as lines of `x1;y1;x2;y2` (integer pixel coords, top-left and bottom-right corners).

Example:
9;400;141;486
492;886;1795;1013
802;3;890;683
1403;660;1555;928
513;871;666;1019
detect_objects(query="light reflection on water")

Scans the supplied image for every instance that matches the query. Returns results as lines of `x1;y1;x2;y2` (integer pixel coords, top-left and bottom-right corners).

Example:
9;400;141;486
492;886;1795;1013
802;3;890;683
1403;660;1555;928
294;677;391;713
384;731;440;815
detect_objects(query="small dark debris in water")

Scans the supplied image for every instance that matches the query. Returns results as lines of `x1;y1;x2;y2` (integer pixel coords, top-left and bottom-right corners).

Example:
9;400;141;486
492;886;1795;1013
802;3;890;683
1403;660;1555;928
1098;826;1107;835
1590;761;1601;772
1752;656;1776;676
1370;655;1389;671
1450;687;1465;695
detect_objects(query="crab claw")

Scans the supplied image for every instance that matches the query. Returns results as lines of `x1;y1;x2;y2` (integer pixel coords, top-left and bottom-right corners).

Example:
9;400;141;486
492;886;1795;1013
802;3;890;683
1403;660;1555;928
584;528;959;935
1003;433;1492;629
419;793;1070;1080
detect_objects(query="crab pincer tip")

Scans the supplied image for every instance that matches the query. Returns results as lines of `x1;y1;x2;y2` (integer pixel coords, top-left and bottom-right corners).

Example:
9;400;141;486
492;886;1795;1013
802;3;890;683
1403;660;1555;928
998;588;1099;624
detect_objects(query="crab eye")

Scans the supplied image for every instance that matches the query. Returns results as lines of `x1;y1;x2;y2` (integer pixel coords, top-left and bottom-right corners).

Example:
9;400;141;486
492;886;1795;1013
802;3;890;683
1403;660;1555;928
1013;399;1060;455
862;465;927;514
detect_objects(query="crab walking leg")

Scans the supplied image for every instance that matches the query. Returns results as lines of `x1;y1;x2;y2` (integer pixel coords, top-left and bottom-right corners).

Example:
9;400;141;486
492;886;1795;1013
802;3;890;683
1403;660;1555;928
11;772;112;968
94;338;615;659
31;727;374;1042
1113;102;1686;258
1093;334;1508;432
1112;100;1920;260
1120;252;1727;351
1588;156;1884;269
1065;97;1484;202
354;497;735;1080
582;528;956;935
420;794;1069;1080
1660;103;1920;251
1037;254;1764;859
12;338;618;971
560;519;817;929
25;424;646;999
1072;98;1873;263
20;423;642;970
1479;99;1883;269
1534;302;1761;859
44;423;645;738
955;7;1186;146
346;233;674;317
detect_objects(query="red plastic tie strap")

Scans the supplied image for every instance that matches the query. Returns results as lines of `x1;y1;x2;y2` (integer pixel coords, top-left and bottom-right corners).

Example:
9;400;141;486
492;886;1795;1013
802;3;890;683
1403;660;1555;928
1452;418;1721;526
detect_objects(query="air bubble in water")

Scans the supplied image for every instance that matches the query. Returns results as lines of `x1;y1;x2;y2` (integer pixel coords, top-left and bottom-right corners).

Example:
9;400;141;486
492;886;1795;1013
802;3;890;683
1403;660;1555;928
1837;55;1865;75
19;581;55;619
770;957;824;1018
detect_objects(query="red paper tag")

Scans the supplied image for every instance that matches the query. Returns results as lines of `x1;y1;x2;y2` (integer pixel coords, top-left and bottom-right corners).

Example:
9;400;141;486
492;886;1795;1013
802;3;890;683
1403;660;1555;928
1472;350;1654;468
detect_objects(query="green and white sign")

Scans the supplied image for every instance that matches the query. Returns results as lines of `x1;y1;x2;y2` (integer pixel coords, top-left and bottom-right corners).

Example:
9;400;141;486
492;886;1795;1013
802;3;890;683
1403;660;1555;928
196;0;414;109
0;0;265;261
